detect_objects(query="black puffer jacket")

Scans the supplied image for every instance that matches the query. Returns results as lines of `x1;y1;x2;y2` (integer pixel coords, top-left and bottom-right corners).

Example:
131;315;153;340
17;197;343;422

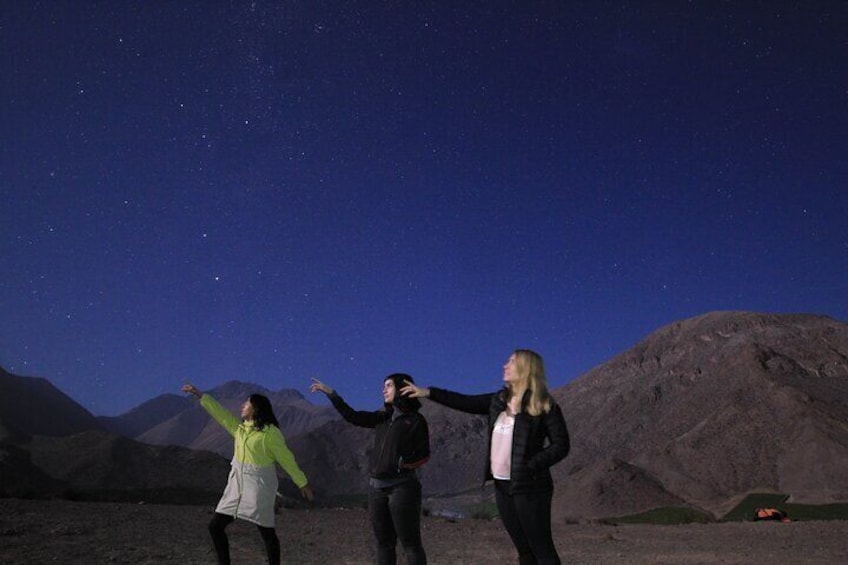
328;392;430;480
428;387;569;494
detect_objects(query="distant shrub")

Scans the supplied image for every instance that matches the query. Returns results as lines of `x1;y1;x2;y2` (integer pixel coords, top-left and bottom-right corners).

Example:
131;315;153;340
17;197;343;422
602;506;713;525
723;493;848;522
467;501;499;520
784;503;848;521
723;493;789;522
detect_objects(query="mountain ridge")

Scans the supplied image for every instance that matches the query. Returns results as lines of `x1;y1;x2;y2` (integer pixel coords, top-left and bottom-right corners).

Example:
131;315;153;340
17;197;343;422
3;310;847;520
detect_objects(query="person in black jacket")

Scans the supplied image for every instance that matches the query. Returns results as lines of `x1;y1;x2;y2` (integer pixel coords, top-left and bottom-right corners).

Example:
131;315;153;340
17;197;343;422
310;373;430;565
400;349;569;565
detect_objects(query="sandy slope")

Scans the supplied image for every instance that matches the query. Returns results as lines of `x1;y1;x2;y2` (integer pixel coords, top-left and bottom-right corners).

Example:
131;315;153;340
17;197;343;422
1;498;845;564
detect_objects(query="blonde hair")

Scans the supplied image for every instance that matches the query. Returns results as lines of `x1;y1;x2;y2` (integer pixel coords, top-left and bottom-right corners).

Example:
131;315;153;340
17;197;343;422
510;349;553;416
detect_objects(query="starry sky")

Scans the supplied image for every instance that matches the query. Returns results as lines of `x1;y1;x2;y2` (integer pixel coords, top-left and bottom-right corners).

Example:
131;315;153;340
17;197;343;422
2;2;846;417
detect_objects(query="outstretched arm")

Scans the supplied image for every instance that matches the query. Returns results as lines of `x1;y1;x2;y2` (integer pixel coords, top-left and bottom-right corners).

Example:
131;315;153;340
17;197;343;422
309;377;385;428
182;382;240;436
400;381;493;415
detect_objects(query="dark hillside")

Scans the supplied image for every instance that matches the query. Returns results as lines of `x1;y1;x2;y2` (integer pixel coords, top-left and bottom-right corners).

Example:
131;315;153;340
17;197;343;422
0;368;102;437
553;311;848;519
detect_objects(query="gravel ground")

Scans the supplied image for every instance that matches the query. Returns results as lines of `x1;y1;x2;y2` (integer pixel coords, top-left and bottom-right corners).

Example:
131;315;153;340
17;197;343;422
1;498;846;564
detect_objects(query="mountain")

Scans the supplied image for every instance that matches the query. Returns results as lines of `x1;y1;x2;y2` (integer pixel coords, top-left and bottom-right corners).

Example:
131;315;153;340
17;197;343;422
551;310;848;520
27;429;229;504
97;394;191;438
0;367;102;437
0;370;227;503
2;310;847;521
95;379;485;501
107;380;339;459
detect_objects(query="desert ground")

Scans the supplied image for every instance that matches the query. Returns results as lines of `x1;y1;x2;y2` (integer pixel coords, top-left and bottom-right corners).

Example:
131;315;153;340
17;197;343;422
1;498;846;564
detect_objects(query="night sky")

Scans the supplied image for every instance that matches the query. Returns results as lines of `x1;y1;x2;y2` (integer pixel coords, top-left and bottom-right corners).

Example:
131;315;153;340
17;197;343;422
2;2;845;416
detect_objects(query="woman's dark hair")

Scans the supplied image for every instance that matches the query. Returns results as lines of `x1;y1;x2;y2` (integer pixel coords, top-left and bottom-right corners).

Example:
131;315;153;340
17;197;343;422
386;373;421;412
249;394;279;430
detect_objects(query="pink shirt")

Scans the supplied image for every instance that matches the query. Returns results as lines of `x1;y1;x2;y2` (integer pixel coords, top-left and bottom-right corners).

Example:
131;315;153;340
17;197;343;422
490;410;515;480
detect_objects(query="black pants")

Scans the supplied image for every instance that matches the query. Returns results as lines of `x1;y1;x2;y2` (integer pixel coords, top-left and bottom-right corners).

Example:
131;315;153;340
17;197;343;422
368;478;427;565
494;480;561;565
208;512;280;565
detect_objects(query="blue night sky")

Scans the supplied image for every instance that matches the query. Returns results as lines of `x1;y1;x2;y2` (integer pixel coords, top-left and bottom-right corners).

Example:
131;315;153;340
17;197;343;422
2;2;846;416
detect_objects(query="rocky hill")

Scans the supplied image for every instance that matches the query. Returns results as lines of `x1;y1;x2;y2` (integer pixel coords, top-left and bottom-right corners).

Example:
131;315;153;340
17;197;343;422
552;311;848;520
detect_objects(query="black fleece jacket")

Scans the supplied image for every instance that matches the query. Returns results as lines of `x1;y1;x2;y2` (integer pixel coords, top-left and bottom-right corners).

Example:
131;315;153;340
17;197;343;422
328;392;430;480
428;387;570;494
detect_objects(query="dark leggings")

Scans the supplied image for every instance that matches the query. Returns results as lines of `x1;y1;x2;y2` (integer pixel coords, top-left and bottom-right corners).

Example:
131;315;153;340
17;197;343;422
208;512;280;565
494;480;561;565
368;478;427;565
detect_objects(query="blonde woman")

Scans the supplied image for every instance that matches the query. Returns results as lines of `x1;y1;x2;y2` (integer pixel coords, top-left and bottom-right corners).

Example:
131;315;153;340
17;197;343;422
400;349;569;565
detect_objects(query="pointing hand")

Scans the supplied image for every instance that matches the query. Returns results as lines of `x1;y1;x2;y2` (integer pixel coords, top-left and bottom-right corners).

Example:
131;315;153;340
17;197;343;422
309;377;334;395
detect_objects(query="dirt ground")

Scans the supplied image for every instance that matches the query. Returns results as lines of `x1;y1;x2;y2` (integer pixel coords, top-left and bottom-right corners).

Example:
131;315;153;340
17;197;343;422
1;498;846;564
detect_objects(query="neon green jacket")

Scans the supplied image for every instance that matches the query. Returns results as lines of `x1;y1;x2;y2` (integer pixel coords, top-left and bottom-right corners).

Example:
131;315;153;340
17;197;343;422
200;393;308;526
201;394;308;486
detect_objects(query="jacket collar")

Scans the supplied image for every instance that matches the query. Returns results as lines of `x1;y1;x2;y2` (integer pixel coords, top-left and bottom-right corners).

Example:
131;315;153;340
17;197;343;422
495;388;531;412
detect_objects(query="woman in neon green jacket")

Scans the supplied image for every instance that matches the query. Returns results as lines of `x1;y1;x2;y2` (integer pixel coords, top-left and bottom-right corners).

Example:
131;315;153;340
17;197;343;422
183;383;313;565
